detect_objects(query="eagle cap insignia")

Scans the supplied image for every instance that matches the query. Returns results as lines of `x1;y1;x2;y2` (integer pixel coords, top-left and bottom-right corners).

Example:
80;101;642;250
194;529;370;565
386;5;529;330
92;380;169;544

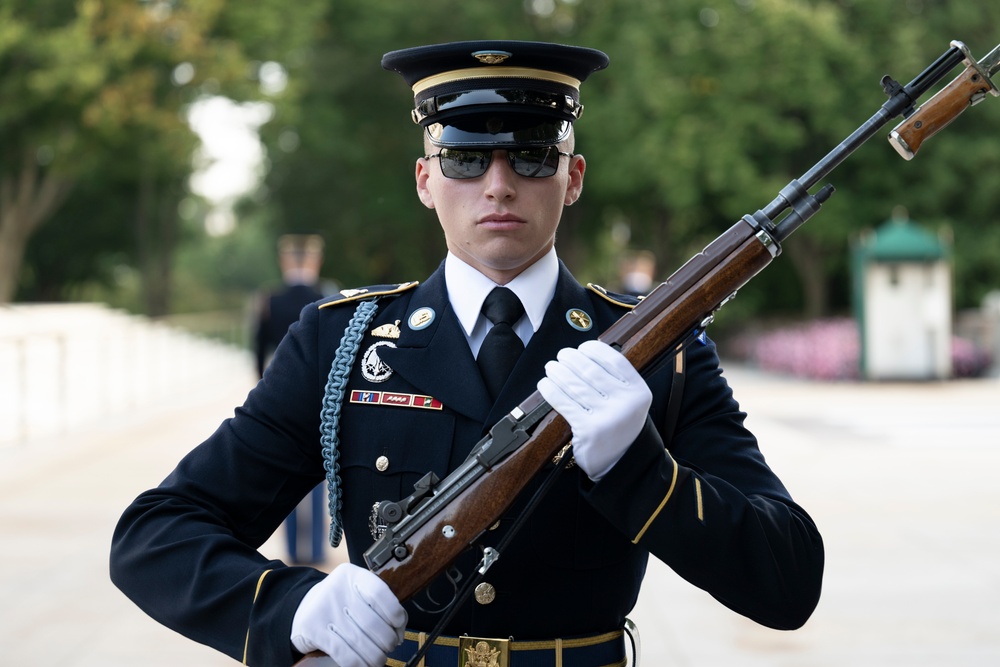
472;50;511;65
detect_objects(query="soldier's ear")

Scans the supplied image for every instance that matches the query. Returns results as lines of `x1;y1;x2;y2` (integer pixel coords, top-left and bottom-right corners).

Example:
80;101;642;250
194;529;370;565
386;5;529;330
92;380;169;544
415;157;435;209
564;154;586;206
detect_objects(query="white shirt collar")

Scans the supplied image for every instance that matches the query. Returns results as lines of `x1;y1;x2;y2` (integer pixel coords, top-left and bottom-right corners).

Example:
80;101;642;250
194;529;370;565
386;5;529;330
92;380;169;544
445;248;558;340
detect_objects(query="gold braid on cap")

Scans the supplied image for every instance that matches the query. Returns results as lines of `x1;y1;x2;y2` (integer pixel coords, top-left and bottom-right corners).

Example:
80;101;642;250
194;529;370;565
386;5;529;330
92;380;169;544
412;66;582;96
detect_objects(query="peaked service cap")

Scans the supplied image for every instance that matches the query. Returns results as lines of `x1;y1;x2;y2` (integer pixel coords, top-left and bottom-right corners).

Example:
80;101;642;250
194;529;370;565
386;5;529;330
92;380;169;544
381;40;609;148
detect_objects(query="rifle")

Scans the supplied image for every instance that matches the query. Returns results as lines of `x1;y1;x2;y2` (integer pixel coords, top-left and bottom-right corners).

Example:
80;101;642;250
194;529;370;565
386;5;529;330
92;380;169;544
295;40;999;666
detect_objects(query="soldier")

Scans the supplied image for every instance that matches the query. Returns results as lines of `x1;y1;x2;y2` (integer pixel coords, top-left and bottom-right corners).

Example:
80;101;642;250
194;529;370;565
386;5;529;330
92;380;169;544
255;234;327;379
111;41;824;667
254;234;329;566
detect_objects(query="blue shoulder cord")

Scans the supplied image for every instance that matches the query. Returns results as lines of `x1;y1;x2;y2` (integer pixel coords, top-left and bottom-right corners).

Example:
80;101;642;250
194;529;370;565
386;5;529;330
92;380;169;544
320;298;380;547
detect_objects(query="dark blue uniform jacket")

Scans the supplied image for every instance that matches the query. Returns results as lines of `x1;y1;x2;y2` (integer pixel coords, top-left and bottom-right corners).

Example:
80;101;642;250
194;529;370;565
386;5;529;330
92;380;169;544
111;261;824;666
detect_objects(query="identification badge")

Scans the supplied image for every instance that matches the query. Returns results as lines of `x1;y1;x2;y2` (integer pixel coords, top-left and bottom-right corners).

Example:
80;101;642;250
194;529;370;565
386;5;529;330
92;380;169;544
361;341;395;383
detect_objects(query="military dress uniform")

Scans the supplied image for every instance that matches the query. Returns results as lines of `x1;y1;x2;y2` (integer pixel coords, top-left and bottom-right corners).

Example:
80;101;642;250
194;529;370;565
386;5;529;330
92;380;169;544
112;38;823;667
111;258;823;666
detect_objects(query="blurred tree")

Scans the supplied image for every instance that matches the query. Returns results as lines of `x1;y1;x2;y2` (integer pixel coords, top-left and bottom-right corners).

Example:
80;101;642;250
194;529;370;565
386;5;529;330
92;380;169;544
258;0;544;288
571;0;1000;318
256;0;1000;320
8;0;1000;324
2;0;325;313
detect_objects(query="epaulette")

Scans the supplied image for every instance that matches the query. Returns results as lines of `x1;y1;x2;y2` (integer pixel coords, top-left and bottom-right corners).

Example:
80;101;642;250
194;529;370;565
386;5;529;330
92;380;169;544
318;281;419;309
586;283;640;309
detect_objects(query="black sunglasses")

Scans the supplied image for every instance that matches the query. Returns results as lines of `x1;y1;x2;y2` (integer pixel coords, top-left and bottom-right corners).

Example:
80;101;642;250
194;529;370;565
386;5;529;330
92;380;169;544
423;146;573;179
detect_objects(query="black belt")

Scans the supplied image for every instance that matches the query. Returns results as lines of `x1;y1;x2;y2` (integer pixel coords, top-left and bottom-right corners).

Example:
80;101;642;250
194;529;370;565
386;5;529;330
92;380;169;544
385;629;626;667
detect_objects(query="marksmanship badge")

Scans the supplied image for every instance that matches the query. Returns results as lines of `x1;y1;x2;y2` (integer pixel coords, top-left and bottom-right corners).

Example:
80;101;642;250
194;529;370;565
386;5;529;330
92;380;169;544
361;341;395;383
369;501;388;540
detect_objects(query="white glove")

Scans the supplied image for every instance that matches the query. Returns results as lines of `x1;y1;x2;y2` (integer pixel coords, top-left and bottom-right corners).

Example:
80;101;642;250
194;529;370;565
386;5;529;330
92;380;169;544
290;563;407;667
537;340;652;481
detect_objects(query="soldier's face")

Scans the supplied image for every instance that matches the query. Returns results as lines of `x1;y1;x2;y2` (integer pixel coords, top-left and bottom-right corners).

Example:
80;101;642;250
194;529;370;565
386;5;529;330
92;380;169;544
416;144;585;285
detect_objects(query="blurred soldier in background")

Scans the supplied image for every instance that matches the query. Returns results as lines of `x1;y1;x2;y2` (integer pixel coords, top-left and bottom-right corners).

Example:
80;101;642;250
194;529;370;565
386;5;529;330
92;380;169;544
254;233;328;565
255;234;328;378
619;249;657;298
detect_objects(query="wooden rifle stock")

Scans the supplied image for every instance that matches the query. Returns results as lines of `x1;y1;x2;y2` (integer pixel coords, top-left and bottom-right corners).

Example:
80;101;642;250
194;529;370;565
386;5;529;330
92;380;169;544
371;217;778;602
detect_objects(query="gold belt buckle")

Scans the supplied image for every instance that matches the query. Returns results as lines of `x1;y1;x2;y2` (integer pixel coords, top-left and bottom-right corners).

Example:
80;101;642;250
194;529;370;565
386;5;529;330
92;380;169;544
457;635;510;667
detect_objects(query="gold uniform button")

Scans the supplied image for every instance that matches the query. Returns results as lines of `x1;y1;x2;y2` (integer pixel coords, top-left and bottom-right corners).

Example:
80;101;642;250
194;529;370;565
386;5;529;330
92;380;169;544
375;456;389;472
474;582;496;605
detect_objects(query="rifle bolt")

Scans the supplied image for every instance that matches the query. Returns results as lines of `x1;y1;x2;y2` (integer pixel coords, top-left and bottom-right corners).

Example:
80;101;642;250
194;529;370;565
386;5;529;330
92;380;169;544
442;525;456;538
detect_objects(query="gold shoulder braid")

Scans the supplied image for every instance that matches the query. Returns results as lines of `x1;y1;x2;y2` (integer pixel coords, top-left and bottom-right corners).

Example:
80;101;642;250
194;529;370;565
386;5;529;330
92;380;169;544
319;281;419;309
586;283;639;308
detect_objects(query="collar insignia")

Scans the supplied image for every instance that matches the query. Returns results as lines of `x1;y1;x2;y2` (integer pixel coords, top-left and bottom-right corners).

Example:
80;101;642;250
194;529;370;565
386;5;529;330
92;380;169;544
566;308;593;331
408;307;435;330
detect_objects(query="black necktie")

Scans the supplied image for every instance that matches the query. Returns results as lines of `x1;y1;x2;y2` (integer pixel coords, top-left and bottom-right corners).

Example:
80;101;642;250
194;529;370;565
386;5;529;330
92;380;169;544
477;287;526;400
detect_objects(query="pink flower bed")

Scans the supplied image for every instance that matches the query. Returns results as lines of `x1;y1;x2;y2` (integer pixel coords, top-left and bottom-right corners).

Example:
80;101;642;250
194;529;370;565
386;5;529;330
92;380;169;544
731;318;992;380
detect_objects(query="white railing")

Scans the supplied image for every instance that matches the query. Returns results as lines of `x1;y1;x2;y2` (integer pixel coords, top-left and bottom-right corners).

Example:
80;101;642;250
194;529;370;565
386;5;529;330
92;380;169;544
0;303;254;445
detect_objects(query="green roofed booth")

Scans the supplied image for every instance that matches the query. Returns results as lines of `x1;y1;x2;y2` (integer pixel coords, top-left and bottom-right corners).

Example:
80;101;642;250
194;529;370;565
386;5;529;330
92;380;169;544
852;210;952;380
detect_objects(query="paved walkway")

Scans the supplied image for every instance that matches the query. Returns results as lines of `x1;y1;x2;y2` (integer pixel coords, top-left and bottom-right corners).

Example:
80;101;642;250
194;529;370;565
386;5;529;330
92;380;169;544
2;359;999;666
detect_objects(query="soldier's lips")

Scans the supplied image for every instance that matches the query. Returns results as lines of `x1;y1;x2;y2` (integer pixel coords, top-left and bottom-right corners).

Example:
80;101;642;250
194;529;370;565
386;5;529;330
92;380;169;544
478;214;526;229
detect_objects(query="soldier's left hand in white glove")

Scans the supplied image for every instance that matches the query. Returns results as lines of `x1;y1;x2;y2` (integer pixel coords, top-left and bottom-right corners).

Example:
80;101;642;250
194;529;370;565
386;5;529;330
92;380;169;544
537;339;653;481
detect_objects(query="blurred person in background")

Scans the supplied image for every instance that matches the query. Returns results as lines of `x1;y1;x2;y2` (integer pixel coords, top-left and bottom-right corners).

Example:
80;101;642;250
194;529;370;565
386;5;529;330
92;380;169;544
255;234;328;378
254;234;328;565
618;249;657;298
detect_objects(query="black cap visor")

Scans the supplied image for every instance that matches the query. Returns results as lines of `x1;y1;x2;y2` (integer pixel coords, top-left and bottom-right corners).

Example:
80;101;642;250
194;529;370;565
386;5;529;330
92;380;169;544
425;113;571;148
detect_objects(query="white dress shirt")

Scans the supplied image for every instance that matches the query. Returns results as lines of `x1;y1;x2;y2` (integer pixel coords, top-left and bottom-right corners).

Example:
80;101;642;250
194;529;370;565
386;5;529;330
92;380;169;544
445;248;559;358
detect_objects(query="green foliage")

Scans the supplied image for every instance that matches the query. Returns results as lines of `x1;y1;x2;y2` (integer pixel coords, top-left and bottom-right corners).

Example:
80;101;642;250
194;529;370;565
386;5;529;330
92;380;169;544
9;0;1000;324
6;0;327;311
568;0;1000;313
257;0;545;287
251;0;1000;317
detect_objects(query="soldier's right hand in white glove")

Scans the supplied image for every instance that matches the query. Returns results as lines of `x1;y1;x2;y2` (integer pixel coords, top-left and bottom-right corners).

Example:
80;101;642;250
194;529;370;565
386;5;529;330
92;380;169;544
290;563;407;667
